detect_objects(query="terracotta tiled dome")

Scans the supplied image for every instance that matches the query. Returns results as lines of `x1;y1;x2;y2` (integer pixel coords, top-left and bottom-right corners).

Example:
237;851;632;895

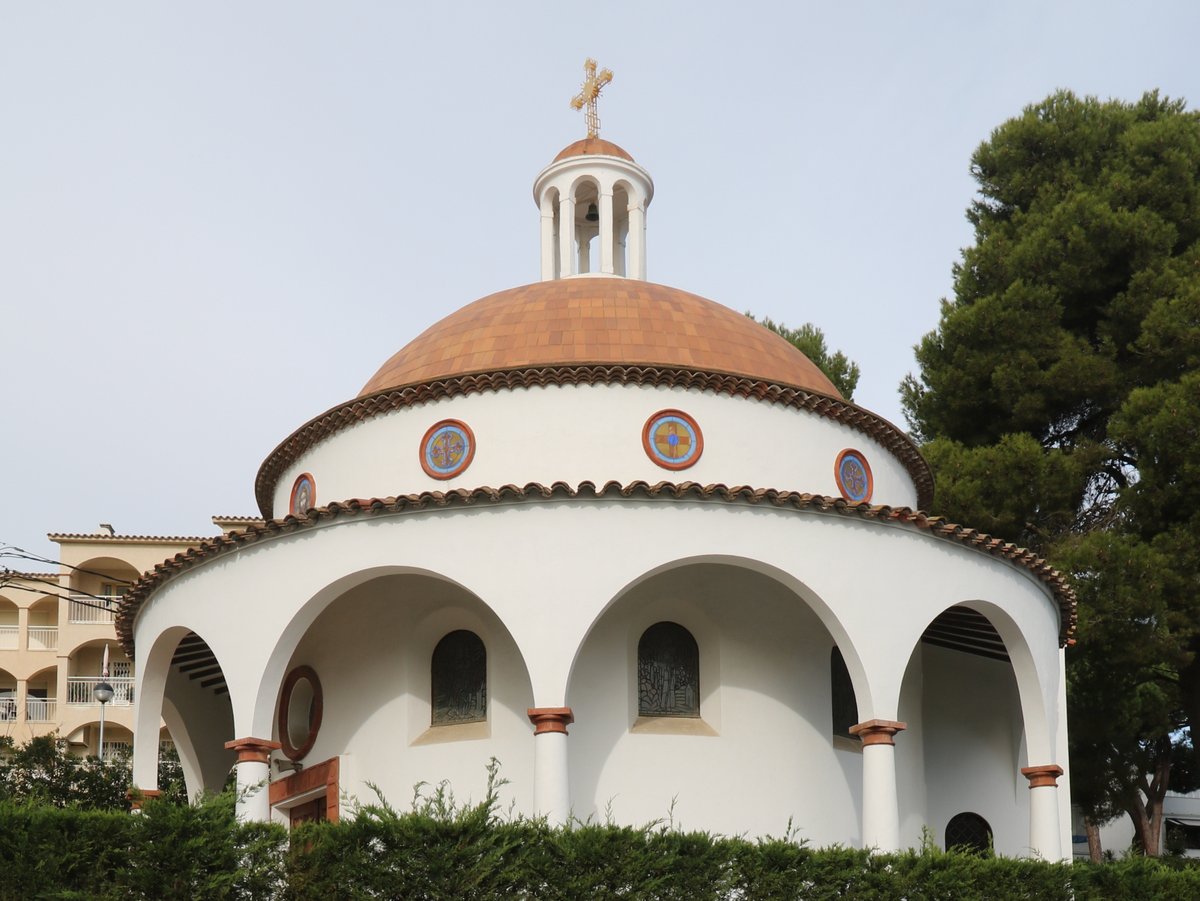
359;278;841;398
553;137;635;163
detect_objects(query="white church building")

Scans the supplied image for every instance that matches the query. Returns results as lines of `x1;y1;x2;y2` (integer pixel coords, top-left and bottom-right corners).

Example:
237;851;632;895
117;73;1075;858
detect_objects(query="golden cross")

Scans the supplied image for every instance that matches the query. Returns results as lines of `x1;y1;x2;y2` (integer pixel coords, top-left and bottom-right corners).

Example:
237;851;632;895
570;58;613;139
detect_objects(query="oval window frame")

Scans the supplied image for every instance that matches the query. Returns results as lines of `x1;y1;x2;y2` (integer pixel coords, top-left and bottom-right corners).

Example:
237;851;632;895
278;664;323;762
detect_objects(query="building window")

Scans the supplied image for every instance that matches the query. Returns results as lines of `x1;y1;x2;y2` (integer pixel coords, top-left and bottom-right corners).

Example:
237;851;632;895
637;621;699;718
431;631;487;725
831;647;859;741
945;812;993;854
278;665;323;762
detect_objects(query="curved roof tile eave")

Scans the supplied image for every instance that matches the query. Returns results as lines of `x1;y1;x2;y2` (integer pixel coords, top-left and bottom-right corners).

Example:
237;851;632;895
253;364;933;519
117;480;1076;658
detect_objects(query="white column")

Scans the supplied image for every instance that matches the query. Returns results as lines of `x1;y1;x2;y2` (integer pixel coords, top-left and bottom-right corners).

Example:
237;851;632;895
598;189;614;274
225;737;280;822
627;203;646;280
131;720;159;797
577;224;590;273
850;719;906;852
14;679;26;726
1022;765;1064;859
528;707;573;825
17;606;29;651
539;194;556;282
558;196;575;277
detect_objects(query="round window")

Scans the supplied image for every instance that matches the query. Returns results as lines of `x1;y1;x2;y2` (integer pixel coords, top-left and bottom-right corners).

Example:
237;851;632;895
290;473;316;515
420;420;476;480
642;410;703;471
834;449;873;504
278;665;323;761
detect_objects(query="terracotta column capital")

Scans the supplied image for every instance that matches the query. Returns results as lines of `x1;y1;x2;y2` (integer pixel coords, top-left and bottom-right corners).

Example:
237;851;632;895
527;707;574;735
224;736;282;765
1021;764;1064;789
849;719;907;746
126;788;161;811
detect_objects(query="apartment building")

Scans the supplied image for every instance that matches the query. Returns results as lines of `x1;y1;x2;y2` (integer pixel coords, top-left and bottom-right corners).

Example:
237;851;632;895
0;525;232;756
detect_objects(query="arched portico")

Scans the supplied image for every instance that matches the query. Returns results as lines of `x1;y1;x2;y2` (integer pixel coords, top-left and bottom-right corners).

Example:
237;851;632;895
565;557;866;842
893;601;1065;860
132;627;235;803
246;567;536;823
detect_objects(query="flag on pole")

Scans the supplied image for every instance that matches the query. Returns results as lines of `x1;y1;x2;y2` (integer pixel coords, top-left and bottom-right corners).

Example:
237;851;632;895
102;643;109;680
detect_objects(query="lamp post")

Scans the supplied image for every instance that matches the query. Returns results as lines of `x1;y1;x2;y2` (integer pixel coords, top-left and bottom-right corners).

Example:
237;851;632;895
93;679;114;761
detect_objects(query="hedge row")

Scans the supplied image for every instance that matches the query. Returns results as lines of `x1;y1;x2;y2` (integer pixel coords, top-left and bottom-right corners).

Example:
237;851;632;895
4;792;1200;900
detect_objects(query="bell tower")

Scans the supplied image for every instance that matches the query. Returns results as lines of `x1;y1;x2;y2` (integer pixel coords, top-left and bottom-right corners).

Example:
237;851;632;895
533;59;654;281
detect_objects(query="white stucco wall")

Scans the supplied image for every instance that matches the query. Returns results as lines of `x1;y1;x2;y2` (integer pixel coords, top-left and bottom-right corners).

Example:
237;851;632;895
272;383;919;516
131;495;1066;848
568;563;863;843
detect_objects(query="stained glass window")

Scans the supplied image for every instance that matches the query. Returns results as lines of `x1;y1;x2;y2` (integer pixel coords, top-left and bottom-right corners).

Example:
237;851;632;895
431;630;487;725
638;621;699;718
831;647;859;740
945;812;993;854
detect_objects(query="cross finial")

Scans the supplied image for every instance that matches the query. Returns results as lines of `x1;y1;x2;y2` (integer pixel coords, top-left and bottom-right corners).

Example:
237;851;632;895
570;58;613;139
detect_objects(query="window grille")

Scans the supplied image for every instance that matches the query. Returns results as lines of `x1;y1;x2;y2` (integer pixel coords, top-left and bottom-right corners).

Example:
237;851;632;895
637;622;699;717
431;630;487;725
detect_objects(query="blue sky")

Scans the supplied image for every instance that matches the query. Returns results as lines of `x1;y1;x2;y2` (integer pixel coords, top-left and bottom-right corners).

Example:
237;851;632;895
3;2;1199;561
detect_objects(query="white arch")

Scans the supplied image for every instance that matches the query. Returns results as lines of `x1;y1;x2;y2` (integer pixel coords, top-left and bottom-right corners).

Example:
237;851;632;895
247;565;534;741
132;625;236;794
564;553;874;718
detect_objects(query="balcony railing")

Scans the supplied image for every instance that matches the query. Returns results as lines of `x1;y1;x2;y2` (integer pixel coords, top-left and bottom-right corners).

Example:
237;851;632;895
0;625;16;650
67;677;134;706
0;697;15;721
26;697;57;721
68;595;121;625
27;627;58;650
101;741;131;759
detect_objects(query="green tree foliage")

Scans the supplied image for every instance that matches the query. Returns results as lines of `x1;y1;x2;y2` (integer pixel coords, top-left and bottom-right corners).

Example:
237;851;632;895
747;314;861;399
0;734;188;809
901;89;1200;854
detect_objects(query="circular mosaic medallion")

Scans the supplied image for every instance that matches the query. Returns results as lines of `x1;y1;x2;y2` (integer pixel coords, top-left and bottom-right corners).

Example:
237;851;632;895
642;410;703;470
835;449;873;503
420;420;476;480
290;473;315;515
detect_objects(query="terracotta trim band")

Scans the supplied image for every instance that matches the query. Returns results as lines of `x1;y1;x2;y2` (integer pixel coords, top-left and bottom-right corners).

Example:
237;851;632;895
849;719;907;746
225;736;283;765
126;788;161;811
1021;764;1064;789
269;756;340;823
528;707;574;735
117;481;1078;657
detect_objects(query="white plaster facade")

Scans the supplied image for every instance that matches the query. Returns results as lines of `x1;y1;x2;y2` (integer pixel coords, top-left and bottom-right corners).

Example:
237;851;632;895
120;134;1073;859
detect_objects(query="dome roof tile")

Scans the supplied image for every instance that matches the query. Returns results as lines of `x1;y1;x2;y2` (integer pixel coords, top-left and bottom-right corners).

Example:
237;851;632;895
359;278;841;398
553;137;635;162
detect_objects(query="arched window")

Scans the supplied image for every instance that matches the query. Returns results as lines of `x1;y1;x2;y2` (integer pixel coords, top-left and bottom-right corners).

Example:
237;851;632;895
831;647;859;740
431;630;486;725
945;812;993;854
637;621;699;718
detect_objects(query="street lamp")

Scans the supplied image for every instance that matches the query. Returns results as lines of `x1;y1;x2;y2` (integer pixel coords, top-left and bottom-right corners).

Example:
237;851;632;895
93;679;114;761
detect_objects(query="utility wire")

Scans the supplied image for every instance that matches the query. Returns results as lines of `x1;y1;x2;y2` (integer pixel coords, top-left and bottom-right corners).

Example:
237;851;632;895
0;545;137;585
0;571;129;615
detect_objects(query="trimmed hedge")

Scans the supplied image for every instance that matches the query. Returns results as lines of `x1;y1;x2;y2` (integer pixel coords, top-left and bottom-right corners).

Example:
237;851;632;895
5;791;1200;899
0;793;285;900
